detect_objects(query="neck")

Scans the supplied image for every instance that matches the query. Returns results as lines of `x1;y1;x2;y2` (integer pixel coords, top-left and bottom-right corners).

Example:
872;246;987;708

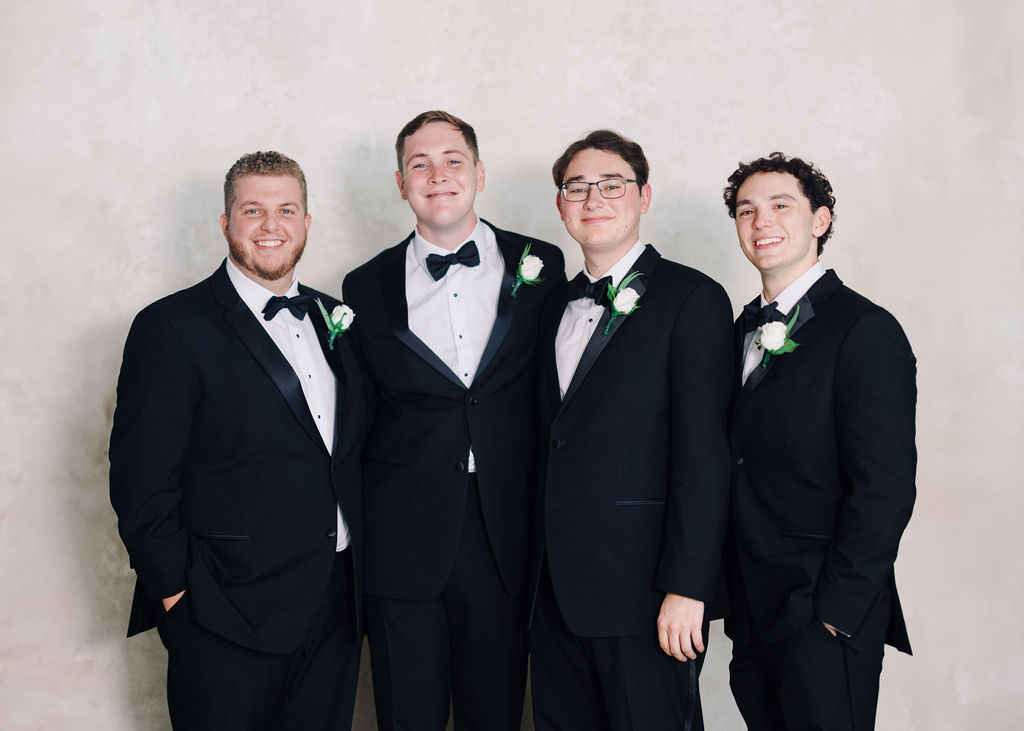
418;215;478;251
760;260;818;303
583;240;637;279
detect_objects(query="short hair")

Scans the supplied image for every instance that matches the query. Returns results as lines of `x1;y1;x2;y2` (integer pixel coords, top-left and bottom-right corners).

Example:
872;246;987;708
723;152;836;254
223;151;307;215
395;110;479;170
551;129;650;189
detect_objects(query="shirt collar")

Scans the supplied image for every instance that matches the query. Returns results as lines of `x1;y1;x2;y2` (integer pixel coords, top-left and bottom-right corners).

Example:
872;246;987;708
412;218;490;277
761;261;826;315
225;257;301;320
583;240;646;288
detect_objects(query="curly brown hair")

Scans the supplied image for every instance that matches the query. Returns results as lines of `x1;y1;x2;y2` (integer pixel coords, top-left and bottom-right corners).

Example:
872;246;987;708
723;152;836;254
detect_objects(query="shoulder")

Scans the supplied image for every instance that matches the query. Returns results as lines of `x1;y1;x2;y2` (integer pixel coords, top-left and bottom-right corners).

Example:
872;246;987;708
651;255;730;305
344;236;411;284
484;220;565;266
132;270;220;327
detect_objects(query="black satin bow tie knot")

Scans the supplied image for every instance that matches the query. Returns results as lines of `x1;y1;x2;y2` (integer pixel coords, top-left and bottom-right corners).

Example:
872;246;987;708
740;300;784;333
262;294;314;321
426;241;480;281
566;273;613;307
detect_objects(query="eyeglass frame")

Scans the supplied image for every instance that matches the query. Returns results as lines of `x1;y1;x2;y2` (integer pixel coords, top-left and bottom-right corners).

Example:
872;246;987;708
559;178;639;202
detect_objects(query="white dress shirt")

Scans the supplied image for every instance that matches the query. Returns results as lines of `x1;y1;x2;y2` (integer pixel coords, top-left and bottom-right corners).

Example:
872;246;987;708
226;258;350;551
740;261;826;385
405;219;503;471
555;241;646;398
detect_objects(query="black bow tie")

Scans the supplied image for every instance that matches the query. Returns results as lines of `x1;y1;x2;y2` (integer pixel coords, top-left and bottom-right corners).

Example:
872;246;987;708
426;241;480;281
262;294;313;321
566;273;613;307
740;300;784;333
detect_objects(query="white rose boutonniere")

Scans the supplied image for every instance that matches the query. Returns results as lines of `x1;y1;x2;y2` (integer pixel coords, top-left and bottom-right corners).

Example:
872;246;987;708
511;244;544;298
315;298;355;350
603;270;643;334
755;305;800;368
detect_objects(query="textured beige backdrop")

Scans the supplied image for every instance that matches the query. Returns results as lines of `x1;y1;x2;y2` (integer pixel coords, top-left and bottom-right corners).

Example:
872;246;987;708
2;0;1021;728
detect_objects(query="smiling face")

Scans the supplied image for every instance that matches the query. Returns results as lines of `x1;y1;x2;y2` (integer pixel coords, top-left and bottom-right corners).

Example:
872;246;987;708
734;171;830;296
556;147;651;273
220;174;311;295
395;121;485;249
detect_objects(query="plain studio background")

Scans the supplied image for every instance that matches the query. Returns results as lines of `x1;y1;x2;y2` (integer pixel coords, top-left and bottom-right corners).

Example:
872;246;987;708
2;1;1020;728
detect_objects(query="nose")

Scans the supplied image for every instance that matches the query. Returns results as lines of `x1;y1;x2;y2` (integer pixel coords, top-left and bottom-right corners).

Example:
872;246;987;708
582;184;603;207
753;208;772;228
261;212;280;231
430;167;449;184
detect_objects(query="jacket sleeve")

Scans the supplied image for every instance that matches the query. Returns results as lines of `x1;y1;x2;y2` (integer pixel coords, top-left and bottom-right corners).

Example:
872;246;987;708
655;280;734;602
815;309;917;634
108;306;194;602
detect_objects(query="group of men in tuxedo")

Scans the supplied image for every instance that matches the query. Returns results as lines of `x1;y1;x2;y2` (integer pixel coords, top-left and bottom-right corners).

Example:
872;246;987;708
109;110;916;730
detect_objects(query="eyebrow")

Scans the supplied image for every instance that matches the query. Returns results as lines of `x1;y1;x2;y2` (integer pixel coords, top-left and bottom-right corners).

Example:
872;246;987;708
236;200;301;209
736;193;799;207
563;172;627;183
407;149;469;162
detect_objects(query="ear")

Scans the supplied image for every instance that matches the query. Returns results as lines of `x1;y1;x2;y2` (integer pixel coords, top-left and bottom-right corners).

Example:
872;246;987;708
812;205;831;238
556;191;565;220
639;183;652;214
219;213;229;236
475;159;486;192
395;170;408;200
304;213;312;233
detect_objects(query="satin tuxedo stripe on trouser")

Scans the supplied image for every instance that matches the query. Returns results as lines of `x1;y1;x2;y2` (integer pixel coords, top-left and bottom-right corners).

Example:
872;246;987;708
729;585;891;731
726;270;916;731
364;478;528;731
342;226;565;730
530;559;707;731
157;550;361;731
529;246;734;731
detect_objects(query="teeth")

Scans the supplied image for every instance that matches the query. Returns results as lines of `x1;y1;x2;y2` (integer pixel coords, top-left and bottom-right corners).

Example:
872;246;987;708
756;237;783;246
256;240;284;248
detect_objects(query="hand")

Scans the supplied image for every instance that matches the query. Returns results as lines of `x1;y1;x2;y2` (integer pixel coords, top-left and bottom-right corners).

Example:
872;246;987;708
822;621;838;637
657;593;705;662
162;590;185;612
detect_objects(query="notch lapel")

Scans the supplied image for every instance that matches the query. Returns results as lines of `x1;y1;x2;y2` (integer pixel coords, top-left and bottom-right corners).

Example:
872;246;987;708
737;270;840;401
558;246;659;414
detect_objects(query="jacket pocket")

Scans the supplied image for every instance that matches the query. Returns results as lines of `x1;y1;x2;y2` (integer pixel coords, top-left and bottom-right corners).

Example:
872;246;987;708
194;533;250;541
612;499;666;506
780;530;832;540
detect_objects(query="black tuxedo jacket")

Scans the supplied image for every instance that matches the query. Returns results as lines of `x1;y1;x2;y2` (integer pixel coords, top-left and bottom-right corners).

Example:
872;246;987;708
726;270;915;653
531;245;733;638
342;222;565;600
109;261;367;655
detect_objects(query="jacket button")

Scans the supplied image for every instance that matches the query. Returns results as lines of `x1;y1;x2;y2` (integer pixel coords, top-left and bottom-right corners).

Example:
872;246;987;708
469;397;479;406
327;529;338;538
455;461;466;472
736;456;744;465
551;439;565;449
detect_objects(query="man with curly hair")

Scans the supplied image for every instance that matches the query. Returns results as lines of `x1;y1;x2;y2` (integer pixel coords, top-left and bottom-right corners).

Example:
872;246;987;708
723;152;916;730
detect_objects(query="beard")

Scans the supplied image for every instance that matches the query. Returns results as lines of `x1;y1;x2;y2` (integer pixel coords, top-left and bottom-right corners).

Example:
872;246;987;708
226;233;306;285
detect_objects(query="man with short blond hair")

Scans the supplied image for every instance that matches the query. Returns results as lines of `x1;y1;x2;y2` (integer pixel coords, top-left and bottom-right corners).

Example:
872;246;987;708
110;151;366;730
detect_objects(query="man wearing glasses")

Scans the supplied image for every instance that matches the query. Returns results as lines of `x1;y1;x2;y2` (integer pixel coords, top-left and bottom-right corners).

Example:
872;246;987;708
343;111;565;729
528;130;733;729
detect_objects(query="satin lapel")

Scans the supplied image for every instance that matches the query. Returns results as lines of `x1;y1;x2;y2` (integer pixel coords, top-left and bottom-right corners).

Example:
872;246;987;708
473;231;521;383
558;246;659;414
383;243;466;390
737;271;840;400
301;286;353;457
213;270;326;453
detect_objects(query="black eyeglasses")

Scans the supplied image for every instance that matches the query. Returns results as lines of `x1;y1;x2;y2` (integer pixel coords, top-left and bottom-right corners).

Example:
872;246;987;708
559;178;638;202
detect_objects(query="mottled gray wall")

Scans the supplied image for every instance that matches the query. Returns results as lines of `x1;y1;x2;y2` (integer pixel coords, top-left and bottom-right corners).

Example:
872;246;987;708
2;0;1021;728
